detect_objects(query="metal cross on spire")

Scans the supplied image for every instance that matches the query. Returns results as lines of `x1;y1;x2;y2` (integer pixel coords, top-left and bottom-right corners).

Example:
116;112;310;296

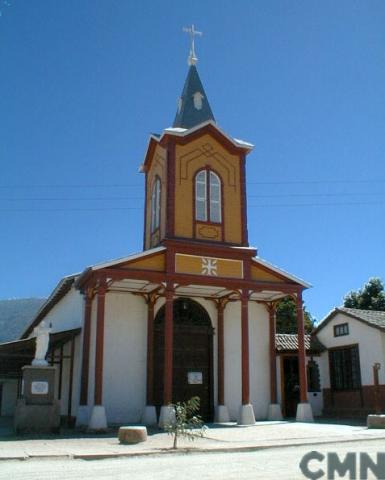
183;24;202;66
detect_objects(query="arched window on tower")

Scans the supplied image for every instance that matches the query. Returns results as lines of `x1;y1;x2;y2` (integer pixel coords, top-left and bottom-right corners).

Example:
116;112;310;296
195;169;222;223
150;177;161;233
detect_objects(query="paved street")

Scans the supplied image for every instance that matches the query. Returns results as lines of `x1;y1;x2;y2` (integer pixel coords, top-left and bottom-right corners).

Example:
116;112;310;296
1;439;385;480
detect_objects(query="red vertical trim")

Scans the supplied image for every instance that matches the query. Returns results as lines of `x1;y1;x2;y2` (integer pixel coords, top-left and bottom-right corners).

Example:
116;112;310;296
58;345;64;400
163;287;174;404
296;292;308;403
241;290;250;404
94;281;107;406
143;170;148;250
80;291;92;405
166;244;175;275
166;141;176;238
268;305;277;404
146;298;155;405
240;154;248;246
243;257;251;281
217;301;225;405
67;336;75;421
374;364;381;414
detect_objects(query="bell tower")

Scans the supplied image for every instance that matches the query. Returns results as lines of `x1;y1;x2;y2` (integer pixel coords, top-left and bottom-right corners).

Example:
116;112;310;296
141;29;253;250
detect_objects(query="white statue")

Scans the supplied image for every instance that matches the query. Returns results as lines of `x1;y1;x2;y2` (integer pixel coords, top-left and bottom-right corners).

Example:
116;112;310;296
32;320;51;366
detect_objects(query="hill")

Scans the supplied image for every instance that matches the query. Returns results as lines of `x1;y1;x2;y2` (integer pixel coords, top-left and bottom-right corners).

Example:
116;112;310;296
0;298;46;343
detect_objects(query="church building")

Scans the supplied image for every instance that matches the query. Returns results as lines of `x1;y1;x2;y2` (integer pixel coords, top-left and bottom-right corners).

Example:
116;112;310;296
0;37;314;429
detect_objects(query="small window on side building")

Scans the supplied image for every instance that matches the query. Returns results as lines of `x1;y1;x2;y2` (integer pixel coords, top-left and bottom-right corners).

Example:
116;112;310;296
334;323;349;337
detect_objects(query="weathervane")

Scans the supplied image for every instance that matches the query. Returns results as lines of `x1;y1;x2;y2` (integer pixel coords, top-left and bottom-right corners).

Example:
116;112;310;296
183;24;202;66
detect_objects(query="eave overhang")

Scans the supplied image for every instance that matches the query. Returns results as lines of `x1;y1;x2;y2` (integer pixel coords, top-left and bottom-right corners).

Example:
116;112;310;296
141;120;254;173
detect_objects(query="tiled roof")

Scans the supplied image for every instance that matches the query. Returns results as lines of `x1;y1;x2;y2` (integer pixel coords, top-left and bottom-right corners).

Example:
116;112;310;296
338;308;385;330
275;333;325;353
315;307;385;333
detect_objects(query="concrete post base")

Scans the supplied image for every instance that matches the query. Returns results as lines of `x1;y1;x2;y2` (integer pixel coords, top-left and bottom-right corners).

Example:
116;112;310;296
88;405;107;431
158;405;175;429
267;403;283;421
75;405;90;427
237;404;256;425
215;405;230;423
367;415;385;428
141;405;157;426
296;402;314;422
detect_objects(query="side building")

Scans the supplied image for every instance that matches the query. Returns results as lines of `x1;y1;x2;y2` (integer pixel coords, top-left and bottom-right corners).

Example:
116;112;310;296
315;307;385;417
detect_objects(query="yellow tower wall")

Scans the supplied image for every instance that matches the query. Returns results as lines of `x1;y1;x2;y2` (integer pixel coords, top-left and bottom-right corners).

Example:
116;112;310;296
145;144;167;249
174;134;243;245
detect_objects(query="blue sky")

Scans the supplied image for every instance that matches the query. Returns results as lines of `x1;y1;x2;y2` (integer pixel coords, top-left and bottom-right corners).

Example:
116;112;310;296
0;1;384;321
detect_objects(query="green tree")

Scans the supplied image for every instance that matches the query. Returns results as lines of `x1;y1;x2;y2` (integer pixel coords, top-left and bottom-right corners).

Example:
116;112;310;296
164;396;207;449
343;278;385;311
275;297;314;334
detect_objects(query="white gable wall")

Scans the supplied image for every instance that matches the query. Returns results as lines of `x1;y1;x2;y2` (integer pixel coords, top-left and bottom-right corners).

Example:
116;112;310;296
27;287;84;337
317;312;385;387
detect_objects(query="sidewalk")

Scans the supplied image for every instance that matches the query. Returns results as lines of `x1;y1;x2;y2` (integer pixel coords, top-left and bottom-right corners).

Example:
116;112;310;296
1;419;385;461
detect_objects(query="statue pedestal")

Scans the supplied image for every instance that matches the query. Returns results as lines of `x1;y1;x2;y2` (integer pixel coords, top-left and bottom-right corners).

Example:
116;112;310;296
14;365;60;434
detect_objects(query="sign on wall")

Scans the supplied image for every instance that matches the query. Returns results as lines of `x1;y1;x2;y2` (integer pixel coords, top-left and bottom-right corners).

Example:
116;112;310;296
188;372;203;384
31;381;49;395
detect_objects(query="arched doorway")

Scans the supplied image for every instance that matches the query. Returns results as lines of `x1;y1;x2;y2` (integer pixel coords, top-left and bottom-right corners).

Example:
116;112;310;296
153;298;214;421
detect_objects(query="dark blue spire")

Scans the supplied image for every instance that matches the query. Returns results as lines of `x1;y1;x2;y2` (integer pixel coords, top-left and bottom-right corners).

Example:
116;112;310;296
173;65;215;129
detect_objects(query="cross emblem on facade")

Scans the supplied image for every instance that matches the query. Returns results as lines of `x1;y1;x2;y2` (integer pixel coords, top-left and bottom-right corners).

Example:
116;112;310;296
201;257;218;276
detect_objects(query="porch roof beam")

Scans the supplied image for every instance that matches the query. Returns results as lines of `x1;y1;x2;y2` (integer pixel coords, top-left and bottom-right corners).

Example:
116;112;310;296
90;268;303;295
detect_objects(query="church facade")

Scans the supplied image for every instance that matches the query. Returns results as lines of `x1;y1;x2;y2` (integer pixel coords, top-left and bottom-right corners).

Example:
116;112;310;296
1;52;314;428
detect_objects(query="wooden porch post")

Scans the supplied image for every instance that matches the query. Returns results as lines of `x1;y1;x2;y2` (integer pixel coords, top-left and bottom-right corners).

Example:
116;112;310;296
94;279;107;406
146;296;155;405
163;286;174;405
58;345;64;400
241;289;250;405
268;303;277;404
67;336;75;423
217;299;225;406
296;292;308;403
79;289;93;406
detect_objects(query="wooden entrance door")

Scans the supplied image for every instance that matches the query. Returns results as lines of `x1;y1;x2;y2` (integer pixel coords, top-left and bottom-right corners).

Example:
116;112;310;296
282;355;300;418
153;298;214;421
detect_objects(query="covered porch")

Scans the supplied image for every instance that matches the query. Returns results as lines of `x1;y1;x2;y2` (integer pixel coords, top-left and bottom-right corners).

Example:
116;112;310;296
75;241;312;428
